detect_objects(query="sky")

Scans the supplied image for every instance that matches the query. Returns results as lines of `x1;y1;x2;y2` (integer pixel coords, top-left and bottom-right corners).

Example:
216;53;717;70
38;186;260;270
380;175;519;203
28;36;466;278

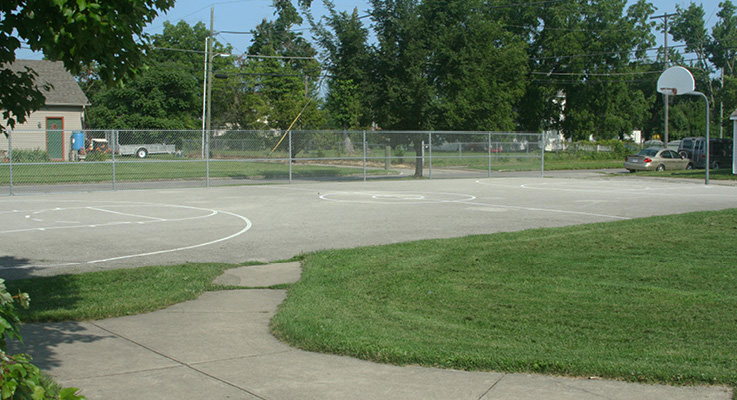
14;0;721;61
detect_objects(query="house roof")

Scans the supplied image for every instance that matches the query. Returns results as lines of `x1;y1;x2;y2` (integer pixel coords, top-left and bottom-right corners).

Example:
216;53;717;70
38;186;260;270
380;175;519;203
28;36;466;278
6;59;90;107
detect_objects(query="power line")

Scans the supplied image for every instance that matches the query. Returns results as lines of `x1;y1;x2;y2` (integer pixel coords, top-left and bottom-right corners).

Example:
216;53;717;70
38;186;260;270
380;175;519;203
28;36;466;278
488;0;570;9
531;70;663;76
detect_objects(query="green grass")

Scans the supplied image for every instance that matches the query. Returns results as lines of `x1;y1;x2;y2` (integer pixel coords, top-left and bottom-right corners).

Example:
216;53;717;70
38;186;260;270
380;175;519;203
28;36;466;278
0;160;391;185
271;209;737;387
633;168;737;181
5;263;235;322
5;210;737;387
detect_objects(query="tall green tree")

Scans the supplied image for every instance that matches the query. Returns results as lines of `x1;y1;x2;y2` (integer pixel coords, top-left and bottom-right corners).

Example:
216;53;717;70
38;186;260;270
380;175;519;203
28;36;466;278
85;21;231;135
526;0;656;140
368;0;434;177
422;0;528;131
0;0;174;135
672;2;714;102
710;1;737;135
246;0;324;156
309;1;371;130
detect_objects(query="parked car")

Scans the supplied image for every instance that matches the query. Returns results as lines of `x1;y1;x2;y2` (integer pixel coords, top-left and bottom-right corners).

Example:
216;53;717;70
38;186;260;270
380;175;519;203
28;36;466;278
679;137;733;169
624;147;693;172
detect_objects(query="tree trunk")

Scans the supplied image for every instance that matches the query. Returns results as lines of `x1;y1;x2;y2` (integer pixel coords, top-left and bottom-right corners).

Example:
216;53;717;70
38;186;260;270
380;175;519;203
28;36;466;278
342;132;354;154
413;140;423;178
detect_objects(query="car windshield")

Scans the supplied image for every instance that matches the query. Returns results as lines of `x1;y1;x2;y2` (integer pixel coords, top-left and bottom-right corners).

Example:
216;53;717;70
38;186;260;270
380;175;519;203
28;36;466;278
637;149;659;157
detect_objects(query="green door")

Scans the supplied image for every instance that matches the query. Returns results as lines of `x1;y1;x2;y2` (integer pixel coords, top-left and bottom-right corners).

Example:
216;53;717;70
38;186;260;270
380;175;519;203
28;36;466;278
46;118;64;160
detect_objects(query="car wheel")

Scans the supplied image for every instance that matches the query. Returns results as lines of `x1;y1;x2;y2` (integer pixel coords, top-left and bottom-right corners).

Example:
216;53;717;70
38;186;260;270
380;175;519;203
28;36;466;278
627;169;635;173
656;164;665;172
686;163;693;170
136;148;148;158
712;162;720;170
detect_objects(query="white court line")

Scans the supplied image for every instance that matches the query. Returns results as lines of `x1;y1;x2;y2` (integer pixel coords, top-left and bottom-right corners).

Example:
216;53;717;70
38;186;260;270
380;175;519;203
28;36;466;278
319;191;476;204
460;200;630;220
87;209;252;264
87;206;167;221
0;206;219;235
1;202;253;269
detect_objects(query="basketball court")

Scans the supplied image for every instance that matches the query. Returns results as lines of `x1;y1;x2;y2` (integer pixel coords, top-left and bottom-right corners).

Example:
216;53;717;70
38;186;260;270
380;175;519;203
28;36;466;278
1;172;736;280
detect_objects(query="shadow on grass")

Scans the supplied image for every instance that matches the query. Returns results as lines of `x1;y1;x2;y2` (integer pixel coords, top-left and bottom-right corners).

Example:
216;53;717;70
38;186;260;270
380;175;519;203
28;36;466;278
4;274;103;373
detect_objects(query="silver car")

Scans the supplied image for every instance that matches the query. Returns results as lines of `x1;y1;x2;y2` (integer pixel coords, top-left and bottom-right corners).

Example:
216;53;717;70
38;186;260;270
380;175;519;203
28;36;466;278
624;148;693;172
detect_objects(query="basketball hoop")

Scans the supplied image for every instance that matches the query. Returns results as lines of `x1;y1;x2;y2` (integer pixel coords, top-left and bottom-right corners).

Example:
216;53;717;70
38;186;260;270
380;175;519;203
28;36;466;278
657;67;695;96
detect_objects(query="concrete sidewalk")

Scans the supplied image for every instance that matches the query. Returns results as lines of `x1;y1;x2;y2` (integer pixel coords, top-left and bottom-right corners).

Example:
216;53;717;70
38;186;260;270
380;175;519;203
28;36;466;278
11;263;734;399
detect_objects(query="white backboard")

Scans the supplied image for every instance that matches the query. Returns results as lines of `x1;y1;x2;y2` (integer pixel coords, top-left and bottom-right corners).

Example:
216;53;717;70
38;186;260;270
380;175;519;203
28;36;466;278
657;66;695;95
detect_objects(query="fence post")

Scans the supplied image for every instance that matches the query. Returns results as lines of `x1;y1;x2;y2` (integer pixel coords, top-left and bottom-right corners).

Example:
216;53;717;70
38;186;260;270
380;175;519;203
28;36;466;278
112;130;117;191
206;129;210;187
8;129;13;196
363;130;367;182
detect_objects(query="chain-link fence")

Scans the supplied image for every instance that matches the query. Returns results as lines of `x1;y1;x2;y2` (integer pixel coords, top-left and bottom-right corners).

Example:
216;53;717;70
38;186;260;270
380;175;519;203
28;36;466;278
0;130;544;195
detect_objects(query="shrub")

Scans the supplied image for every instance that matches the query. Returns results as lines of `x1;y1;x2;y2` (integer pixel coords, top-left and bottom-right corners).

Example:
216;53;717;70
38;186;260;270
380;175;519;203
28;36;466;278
10;149;50;163
0;279;86;400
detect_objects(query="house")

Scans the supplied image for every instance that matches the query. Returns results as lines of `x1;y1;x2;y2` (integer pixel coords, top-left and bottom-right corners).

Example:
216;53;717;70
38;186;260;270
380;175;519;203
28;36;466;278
1;59;90;161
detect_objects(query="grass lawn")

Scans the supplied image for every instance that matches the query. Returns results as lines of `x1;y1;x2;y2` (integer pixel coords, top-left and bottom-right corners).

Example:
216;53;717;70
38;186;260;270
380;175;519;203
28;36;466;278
6;264;236;322
0;159;390;185
5;210;737;387
271;209;737;387
633;168;737;181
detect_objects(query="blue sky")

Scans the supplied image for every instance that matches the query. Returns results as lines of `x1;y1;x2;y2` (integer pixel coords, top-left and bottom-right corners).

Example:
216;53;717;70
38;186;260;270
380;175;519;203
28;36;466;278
15;0;720;61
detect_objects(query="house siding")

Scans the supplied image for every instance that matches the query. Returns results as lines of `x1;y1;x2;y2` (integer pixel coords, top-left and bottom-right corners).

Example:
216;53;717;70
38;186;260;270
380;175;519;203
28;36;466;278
1;106;85;161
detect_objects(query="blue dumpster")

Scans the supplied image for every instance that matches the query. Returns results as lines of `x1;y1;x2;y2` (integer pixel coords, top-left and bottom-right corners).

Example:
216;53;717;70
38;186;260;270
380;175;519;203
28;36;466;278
72;131;84;150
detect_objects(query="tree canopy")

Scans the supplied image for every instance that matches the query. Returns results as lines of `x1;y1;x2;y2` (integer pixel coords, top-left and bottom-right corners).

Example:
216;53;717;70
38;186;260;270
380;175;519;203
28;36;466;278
0;0;175;134
37;0;737;150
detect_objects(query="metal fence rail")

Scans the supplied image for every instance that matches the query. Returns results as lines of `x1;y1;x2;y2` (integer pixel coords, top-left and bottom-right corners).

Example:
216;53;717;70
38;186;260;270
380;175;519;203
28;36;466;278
1;130;544;195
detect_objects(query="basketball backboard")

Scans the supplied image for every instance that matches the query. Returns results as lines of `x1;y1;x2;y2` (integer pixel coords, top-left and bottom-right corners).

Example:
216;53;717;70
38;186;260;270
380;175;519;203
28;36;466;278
657;66;695;95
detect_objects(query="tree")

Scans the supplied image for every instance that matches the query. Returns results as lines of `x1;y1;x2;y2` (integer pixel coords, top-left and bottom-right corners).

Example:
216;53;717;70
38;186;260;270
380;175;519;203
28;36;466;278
523;0;656;140
672;2;714;103
422;0;528;131
85;21;230;136
368;0;434;177
309;2;371;130
244;0;325;158
710;1;737;134
0;0;175;135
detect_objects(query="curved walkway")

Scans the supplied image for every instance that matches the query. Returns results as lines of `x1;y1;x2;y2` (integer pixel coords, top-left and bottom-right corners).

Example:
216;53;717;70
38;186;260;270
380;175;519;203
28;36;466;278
11;262;733;399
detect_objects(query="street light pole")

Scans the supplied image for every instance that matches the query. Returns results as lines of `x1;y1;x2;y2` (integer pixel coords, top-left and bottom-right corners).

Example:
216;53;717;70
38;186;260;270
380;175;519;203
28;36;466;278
206;6;214;137
201;36;209;159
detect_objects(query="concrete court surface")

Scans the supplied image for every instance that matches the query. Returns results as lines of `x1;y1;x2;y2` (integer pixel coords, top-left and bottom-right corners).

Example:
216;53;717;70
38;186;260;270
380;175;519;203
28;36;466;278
2;172;737;280
1;173;736;399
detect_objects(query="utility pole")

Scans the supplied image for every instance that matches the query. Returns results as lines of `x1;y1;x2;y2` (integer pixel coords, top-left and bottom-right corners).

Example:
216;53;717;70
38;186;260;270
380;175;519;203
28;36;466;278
206;6;214;134
651;12;678;145
721;68;724;138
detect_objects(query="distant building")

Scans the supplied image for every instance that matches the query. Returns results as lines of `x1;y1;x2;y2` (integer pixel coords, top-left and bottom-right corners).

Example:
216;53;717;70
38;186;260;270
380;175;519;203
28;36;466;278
1;59;90;161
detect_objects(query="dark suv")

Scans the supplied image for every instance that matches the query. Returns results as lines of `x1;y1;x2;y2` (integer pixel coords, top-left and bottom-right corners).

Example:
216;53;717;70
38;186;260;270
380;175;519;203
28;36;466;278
678;137;733;169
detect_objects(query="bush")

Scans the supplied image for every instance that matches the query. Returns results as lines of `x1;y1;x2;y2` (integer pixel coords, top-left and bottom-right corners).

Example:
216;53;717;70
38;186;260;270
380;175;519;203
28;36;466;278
10;149;50;163
0;279;86;400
